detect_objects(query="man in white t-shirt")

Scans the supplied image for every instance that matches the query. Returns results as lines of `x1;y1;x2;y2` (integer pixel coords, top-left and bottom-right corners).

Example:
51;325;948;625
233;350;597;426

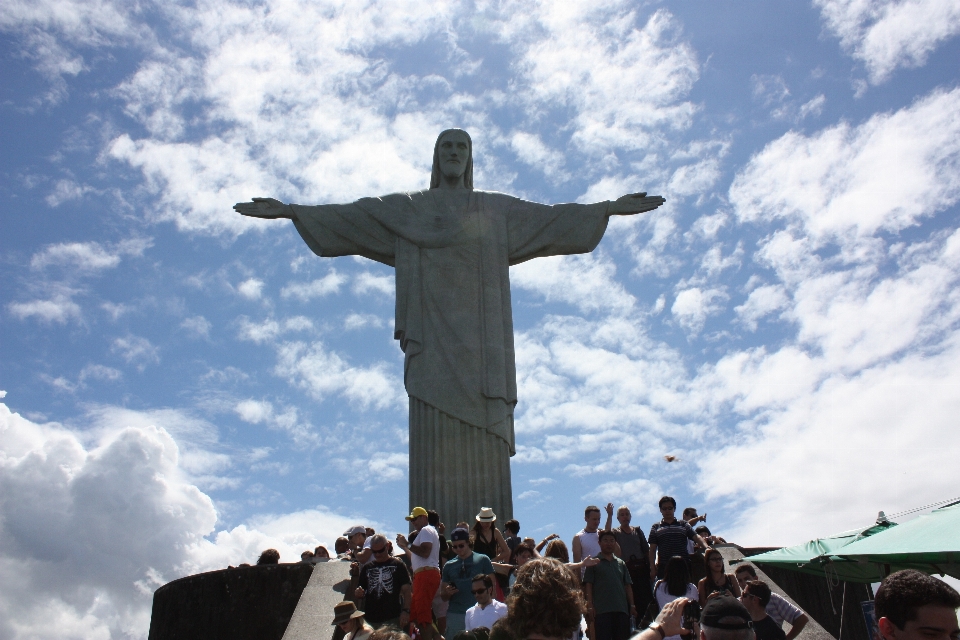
574;505;603;562
465;574;507;631
397;507;440;640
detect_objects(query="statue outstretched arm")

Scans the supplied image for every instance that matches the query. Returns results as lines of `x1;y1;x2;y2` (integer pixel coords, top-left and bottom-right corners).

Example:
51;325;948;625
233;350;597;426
606;192;666;216
234;197;296;220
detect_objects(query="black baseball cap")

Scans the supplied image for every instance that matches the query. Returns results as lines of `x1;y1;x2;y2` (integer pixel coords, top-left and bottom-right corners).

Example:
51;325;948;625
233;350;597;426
450;528;470;542
700;596;753;630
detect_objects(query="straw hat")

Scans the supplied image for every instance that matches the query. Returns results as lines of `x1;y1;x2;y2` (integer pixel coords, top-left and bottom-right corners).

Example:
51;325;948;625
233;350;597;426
475;507;497;522
331;601;365;626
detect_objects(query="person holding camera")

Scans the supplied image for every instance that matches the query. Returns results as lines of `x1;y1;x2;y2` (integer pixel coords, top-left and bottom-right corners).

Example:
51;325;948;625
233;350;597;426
640;595;751;640
583;530;636;640
654;557;700;640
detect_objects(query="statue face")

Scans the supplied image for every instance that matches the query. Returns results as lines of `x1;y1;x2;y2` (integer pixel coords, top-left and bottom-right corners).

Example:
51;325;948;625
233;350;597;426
438;131;470;180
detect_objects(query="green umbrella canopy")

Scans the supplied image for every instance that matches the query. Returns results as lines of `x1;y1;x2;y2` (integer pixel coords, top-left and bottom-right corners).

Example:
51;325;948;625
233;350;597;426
832;504;960;581
743;520;898;583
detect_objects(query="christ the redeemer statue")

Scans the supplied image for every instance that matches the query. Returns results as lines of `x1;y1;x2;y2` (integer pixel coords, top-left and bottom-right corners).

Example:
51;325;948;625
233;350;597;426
235;129;664;527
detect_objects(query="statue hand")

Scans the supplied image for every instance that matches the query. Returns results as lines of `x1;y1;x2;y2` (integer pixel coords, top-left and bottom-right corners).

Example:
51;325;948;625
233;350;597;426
608;192;666;216
234;197;295;219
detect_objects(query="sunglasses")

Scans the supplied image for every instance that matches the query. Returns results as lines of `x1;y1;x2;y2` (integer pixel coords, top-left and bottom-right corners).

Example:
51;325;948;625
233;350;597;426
471;588;489;595
372;546;388;554
452;543;468;550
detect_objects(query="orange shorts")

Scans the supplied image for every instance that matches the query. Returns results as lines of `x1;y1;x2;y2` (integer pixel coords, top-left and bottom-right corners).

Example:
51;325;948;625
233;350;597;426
410;569;441;626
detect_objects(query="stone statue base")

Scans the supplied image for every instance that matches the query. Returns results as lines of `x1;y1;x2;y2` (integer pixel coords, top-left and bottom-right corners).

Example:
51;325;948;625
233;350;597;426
409;398;513;528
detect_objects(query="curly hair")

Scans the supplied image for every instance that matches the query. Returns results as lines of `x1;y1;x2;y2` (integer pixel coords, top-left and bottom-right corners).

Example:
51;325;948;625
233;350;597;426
368;628;412;640
543;538;570;563
875;569;960;629
500;558;585;639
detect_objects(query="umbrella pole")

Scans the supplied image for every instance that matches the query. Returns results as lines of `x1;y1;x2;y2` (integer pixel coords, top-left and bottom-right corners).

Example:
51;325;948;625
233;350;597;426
838;581;848;640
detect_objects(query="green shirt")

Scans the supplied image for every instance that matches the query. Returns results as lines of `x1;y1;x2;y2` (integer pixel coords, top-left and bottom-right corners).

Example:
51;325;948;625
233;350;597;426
583;554;632;615
440;552;494;614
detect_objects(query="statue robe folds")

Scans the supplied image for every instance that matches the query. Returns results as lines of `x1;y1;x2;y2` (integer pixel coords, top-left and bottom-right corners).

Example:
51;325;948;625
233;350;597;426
291;189;610;525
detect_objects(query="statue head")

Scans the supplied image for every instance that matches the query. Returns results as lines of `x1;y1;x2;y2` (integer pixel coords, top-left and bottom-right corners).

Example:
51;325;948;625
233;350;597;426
430;129;473;189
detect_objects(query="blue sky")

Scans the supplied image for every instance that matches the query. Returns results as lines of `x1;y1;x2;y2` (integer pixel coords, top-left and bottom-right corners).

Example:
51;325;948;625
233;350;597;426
2;0;960;637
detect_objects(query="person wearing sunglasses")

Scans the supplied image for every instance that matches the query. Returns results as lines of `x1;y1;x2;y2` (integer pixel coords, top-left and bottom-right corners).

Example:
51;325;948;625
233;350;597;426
355;534;413;629
441;528;495;637
466;574;507;631
740;580;786;640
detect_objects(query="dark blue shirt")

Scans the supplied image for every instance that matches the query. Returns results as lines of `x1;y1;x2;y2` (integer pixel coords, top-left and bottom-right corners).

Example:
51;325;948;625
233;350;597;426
649;520;696;562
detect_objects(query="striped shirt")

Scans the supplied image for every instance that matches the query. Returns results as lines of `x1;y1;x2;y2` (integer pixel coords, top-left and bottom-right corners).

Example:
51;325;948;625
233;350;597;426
648;520;696;562
767;593;804;625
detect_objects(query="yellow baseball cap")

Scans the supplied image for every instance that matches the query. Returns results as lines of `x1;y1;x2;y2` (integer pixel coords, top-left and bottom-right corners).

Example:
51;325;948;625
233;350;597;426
405;507;428;521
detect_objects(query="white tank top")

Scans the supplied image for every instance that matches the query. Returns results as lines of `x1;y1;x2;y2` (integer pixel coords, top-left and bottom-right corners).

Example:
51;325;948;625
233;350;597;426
575;529;601;559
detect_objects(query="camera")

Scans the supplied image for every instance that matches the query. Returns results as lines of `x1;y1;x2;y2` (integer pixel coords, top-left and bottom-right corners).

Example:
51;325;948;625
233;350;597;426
682;600;702;630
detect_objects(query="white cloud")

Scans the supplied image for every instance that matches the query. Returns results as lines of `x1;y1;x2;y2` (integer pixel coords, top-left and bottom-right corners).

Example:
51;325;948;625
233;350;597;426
102;0;458;236
510;131;567;180
237;317;280;343
731;87;960;245
517;490;541;500
80;364;122;385
584;478;663;515
0;0;149;103
42;364;123;394
667;158;721;197
111;335;160;369
275;341;404;411
798;94;826;120
0;400;217;639
628;211;681;278
529;477;555;486
8;294;82;324
344;313;386;331
735;285;789;331
30;239;151;271
511;252;636;315
699;334;960;545
45;178;93;206
234;399;274;424
236;278;265;300
815;0;960;84
236;315;314;344
352;272;393;297
698;243;743;279
101;301;130;320
180;315;212;338
671;287;727;334
0;399;379;638
343;452;408;487
283;316;314;332
504;4;699;156
281;272;347;301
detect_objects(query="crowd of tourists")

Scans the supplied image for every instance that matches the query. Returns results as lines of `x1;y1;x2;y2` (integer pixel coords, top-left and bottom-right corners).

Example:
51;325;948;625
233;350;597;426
246;496;960;640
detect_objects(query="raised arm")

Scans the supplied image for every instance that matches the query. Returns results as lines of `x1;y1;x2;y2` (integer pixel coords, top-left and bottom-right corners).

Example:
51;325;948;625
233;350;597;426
493;528;510;562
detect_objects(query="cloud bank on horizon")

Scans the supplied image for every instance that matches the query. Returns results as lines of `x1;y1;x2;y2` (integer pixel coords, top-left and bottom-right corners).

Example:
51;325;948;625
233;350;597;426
2;0;960;636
